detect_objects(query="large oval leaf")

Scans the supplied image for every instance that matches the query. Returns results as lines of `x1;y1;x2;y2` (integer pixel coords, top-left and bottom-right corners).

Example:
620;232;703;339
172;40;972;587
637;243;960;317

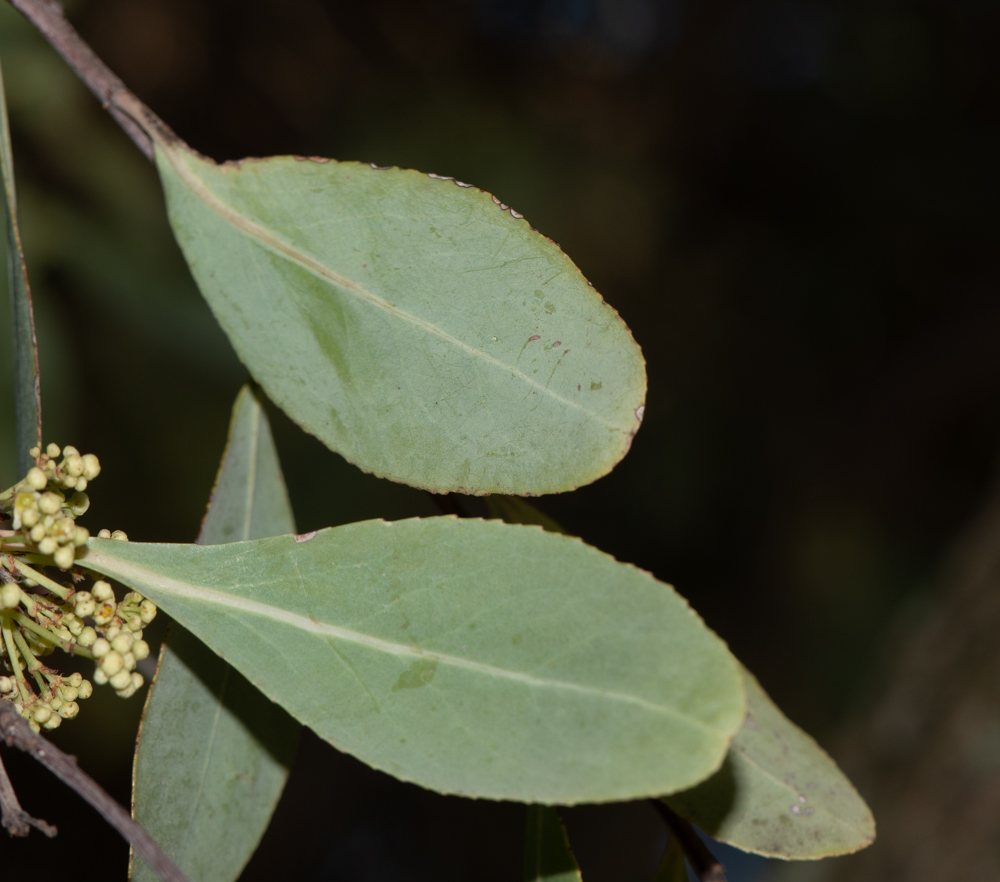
154;139;646;495
84;518;743;804
131;385;300;882
662;666;875;859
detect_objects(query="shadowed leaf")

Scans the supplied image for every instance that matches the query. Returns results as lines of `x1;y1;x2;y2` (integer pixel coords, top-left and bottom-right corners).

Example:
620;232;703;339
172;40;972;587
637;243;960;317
487;495;568;534
131;385;300;882
524;806;581;882
0;58;41;476
653;834;690;882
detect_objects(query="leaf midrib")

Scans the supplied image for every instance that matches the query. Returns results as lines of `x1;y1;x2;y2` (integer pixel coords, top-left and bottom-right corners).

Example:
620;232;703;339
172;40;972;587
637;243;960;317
158;144;625;433
86;546;724;736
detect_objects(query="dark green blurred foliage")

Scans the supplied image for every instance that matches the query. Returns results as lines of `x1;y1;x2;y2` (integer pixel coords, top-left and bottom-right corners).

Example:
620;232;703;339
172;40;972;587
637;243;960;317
0;0;998;879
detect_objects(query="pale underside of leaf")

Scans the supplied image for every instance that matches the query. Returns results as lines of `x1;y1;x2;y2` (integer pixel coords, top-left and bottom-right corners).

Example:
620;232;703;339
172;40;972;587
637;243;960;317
130;385;299;882
154;141;647;495
662;666;875;860
85;518;744;804
0;58;42;476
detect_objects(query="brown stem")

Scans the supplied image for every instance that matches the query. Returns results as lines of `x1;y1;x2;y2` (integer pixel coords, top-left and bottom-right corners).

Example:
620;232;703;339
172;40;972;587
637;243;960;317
0;751;56;837
0;700;190;882
651;801;727;882
4;0;182;161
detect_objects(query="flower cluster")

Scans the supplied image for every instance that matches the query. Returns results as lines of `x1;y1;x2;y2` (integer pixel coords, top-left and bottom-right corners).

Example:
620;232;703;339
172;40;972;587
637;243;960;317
0;444;157;732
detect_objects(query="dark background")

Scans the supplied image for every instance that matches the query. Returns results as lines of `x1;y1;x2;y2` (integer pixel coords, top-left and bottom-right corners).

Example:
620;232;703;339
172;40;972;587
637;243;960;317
0;0;997;879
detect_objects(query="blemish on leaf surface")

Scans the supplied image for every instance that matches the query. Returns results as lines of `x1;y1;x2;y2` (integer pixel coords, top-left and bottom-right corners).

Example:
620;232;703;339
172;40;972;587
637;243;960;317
392;659;439;692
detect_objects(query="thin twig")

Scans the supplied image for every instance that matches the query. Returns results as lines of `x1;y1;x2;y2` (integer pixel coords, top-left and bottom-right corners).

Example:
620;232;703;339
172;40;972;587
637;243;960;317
651;801;727;882
0;700;190;882
0;751;56;837
3;0;182;161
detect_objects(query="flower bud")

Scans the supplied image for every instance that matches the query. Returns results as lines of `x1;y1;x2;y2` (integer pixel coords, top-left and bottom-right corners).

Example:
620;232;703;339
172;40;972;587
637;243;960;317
61;475;78;490
131;672;144;690
100;650;124;676
109;669;131;690
49;697;63;711
73;526;90;547
77;679;93;699
77;627;97;647
92;581;114;602
115;683;137;699
64;454;84;477
26;467;47;491
97;528;111;539
91;637;110;658
111;633;133;654
54;545;75;570
67;672;83;687
0;676;13;693
74;601;95;621
28;445;40;458
126;615;143;632
32;706;51;724
122;652;136;671
81;453;100;481
29;524;46;543
58;701;79;719
38;536;57;556
104;624;121;641
21;508;39;528
75;477;88;491
42;713;61;730
0;584;20;609
132;640;150;661
46;443;61;458
140;600;157;624
92;668;109;686
58;685;79;702
111;530;128;541
38;492;62;515
68;492;90;516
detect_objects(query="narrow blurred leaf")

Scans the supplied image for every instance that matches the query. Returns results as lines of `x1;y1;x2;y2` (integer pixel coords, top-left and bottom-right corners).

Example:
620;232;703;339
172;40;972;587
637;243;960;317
85;519;744;804
524;806;581;882
0;58;41;475
153;139;646;495
487;495;567;534
131;385;300;882
653;834;690;882
662;666;875;859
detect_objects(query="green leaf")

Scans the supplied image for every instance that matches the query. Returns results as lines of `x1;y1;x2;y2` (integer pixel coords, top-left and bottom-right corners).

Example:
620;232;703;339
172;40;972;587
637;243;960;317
0;58;41;476
84;518;744;803
153;139;646;496
524;806;582;882
662;665;875;859
131;385;300;882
